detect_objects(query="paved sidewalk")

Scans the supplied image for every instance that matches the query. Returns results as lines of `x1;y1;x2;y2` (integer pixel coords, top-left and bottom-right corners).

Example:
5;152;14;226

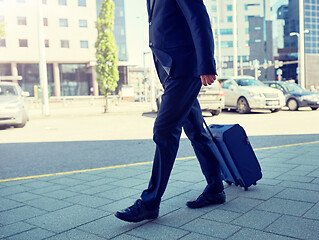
1;142;319;240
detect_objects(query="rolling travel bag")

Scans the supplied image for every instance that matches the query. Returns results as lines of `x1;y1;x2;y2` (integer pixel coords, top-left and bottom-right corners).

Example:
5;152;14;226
203;120;262;190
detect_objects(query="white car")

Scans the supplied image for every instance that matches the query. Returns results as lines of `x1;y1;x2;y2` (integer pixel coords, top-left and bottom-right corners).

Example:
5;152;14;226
0;82;30;128
219;76;285;114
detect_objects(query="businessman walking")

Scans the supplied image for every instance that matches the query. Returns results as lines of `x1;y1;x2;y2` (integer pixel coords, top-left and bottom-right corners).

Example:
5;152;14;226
115;0;226;222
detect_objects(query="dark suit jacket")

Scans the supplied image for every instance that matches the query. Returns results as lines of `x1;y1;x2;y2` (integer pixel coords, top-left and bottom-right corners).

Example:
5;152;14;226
147;0;217;78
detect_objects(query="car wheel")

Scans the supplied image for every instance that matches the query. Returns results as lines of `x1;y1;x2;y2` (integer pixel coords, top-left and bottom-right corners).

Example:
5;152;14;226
14;111;28;128
237;97;251;114
311;107;318;111
287;99;298;111
271;108;281;113
210;109;221;116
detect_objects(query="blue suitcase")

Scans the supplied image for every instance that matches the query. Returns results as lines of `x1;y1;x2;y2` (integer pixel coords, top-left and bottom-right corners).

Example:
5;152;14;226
204;122;262;190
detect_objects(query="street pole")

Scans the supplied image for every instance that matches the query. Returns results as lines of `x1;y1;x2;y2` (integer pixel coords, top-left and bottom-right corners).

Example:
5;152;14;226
149;54;156;112
216;0;223;76
38;0;50;116
299;0;305;88
233;0;238;76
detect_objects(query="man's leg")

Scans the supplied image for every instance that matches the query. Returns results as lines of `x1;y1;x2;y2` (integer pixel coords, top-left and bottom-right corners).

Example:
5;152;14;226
141;76;203;209
183;100;224;193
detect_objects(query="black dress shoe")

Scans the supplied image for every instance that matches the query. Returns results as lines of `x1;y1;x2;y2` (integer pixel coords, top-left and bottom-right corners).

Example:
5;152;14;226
186;191;226;209
115;199;159;222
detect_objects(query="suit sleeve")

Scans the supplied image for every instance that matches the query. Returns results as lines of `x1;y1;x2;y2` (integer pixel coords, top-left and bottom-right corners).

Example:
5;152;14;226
175;0;217;75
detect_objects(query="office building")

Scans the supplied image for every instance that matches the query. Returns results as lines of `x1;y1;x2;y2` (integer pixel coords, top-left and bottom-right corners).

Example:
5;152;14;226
273;0;319;88
204;0;274;81
0;0;98;97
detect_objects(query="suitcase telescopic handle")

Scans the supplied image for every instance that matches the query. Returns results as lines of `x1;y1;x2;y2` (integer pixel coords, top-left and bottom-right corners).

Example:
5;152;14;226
203;118;217;143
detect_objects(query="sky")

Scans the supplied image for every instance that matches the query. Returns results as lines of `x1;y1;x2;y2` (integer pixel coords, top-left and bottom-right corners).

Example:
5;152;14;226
124;0;150;67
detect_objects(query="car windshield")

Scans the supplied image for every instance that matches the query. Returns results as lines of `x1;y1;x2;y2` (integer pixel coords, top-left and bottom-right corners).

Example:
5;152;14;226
282;82;304;93
0;85;18;96
234;78;264;86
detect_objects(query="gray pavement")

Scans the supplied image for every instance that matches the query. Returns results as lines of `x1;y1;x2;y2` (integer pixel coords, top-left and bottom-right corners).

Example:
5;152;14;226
1;141;319;239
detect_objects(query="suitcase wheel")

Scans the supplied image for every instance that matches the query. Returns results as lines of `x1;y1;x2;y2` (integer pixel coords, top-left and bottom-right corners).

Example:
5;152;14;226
253;183;257;186
242;187;249;191
225;181;232;186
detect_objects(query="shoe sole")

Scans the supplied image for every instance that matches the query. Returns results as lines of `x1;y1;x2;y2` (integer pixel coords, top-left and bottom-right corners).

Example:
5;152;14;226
186;199;226;209
114;213;159;223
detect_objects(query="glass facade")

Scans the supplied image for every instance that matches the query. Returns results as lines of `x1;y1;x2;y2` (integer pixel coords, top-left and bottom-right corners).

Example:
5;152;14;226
304;0;319;54
59;64;92;96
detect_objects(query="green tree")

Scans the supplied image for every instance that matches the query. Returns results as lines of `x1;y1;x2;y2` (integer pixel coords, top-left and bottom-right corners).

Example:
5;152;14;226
95;0;119;113
0;23;5;38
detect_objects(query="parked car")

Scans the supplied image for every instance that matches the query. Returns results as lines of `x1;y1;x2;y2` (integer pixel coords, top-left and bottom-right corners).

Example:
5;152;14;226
219;76;285;114
0;82;30;128
156;80;225;116
264;81;319;111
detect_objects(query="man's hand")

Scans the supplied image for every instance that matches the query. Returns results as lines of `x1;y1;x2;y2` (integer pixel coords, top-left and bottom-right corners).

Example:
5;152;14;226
200;75;216;86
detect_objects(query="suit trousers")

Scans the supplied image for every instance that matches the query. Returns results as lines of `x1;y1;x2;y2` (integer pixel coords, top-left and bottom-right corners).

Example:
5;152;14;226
140;60;224;209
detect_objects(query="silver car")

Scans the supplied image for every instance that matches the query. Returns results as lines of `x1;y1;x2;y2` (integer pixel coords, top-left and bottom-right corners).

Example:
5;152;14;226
156;80;225;116
0;82;29;128
219;76;285;114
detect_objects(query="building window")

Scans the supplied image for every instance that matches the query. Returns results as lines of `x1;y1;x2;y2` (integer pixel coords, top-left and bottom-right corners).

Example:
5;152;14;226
227;5;232;11
79;19;87;28
43;18;48;26
0;39;6;47
78;0;86;7
59;0;67;6
227;16;233;22
17;16;27;25
212;6;217;12
221;41;233;48
45;39;49;48
80;40;88;48
220;29;233;35
19;39;28;47
245;3;261;10
59;18;68;27
61;40;69;48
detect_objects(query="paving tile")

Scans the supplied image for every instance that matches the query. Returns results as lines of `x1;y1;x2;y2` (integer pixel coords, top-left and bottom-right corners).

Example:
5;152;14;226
127;222;189;240
228;228;295;240
179;232;222;240
304;202;319;220
312;178;319;184
279;181;319;192
265;215;319;240
275;188;319;203
308;169;319;178
111;233;145;240
7;227;55;240
257;178;282;186
219;197;263;213
81;184;117;195
25;196;72;211
96;187;140;201
98;197;136;214
153;207;205;228
0;222;35;238
6;192;41;202
288;156;319;166
78;215;144;239
275;174;315;183
64;194;111;208
231;210;281;230
22;180;56;189
0;198;24;211
64;184;92;193
181;218;240;239
201;209;242;223
0;185;33;197
235;185;285;200
0;206;47;225
97;168;146;179
46;229;106;240
84;177;119;187
29;185;66;194
48;177;85;186
25;205;105;233
68;173;105;181
257;197;314;216
170;171;205;183
41;189;78;200
110;177;147;188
